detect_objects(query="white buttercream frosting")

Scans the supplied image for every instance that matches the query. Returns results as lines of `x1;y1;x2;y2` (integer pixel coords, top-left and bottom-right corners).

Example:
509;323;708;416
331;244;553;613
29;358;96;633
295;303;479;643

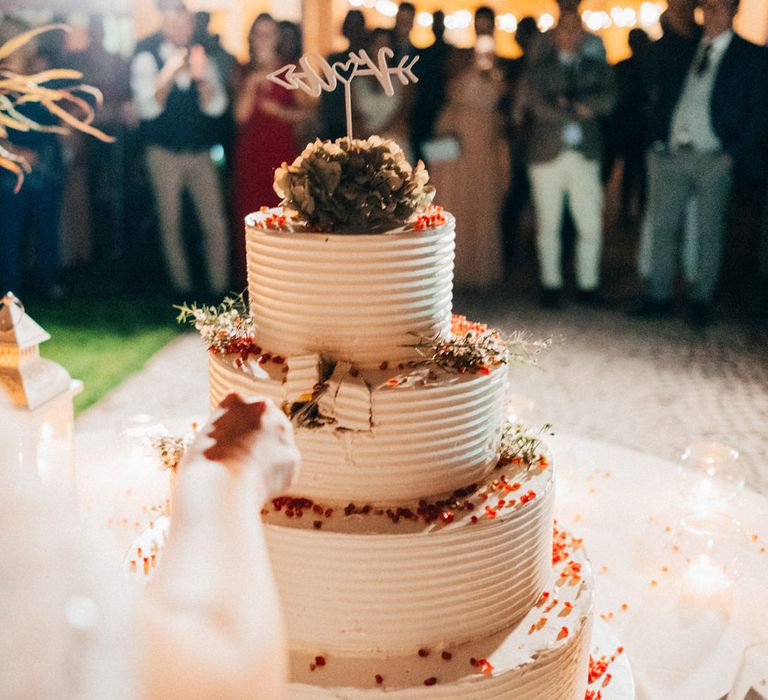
245;213;455;369
209;353;507;503
282;545;594;699
262;459;554;656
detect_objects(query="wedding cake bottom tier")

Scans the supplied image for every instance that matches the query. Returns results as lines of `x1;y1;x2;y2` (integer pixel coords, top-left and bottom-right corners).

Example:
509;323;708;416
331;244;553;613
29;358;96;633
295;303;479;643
284;546;595;700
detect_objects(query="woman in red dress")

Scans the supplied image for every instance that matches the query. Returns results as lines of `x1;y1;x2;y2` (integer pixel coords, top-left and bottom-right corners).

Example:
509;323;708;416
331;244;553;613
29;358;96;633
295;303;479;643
232;14;305;288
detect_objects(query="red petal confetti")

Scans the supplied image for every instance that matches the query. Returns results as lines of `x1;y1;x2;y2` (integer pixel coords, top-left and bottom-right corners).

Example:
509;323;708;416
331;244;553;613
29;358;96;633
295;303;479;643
478;659;494;675
414;205;447;231
375;674;383;685
588;655;609;683
423;677;437;686
441;651;452;661
557;626;569;640
314;656;326;666
585;691;602;700
418;648;430;657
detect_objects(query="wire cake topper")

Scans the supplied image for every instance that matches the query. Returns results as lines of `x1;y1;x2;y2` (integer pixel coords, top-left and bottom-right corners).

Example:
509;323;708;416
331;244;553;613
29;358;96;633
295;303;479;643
267;47;419;140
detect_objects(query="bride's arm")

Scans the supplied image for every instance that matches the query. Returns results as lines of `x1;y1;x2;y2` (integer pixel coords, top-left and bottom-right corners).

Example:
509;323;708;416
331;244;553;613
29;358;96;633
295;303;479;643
140;395;300;700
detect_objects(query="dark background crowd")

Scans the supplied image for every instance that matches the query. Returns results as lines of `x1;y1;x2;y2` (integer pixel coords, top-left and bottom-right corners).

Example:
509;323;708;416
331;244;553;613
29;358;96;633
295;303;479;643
2;0;768;328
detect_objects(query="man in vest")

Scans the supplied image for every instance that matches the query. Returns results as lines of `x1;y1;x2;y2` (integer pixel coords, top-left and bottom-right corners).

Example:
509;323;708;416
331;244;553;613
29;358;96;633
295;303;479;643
130;2;229;296
634;0;768;327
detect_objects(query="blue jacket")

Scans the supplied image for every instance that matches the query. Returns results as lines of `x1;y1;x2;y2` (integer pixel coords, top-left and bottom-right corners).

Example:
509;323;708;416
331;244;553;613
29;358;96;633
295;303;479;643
651;32;768;179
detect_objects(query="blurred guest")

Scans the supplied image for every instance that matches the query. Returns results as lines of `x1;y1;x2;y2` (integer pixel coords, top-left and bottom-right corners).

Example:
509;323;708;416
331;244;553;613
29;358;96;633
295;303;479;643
526;11;616;308
193;11;237;93
612;28;652;226
277;20;303;63
429;47;506;290
528;0;606;65
636;0;702;282
501;16;540;266
62;15;131;273
634;0;768;327
320;10;366;140
355;29;403;141
391;2;416;60
409;11;450;165
130;3;230;296
0;20;65;298
232;13;306;288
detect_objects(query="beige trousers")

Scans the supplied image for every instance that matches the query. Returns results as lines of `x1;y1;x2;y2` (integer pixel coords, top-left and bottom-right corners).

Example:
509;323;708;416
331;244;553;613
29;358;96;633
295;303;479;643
145;146;229;294
529;149;604;290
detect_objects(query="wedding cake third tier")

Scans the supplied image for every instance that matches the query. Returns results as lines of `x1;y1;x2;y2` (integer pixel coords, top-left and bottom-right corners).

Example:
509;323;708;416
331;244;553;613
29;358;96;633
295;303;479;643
198;137;595;698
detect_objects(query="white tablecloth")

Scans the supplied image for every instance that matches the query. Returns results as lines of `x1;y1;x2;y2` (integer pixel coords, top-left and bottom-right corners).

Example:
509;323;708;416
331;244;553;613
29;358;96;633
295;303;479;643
74;426;768;700
551;434;768;700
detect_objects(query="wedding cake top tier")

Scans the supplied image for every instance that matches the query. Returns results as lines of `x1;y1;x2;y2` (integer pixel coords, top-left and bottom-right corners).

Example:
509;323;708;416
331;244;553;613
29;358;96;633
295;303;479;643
245;212;455;369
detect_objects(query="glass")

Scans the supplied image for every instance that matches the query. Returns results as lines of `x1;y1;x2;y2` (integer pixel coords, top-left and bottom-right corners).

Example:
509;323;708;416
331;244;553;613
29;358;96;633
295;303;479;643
728;643;768;700
677;442;745;521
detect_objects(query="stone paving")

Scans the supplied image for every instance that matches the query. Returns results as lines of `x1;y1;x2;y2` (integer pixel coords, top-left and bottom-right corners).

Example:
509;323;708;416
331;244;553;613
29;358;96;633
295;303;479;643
77;294;768;496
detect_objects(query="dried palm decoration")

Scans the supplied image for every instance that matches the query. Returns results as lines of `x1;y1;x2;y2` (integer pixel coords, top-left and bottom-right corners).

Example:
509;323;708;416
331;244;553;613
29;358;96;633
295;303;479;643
0;24;114;191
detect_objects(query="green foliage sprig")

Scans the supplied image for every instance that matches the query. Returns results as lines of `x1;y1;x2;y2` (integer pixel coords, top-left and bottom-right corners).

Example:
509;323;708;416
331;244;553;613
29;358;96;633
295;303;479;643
498;421;554;466
174;293;254;354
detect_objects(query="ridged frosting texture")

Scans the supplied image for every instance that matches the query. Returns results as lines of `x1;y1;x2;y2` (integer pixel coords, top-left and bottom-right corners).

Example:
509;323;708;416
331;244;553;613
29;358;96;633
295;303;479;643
209;354;508;503
284;547;594;699
245;217;455;368
262;464;555;656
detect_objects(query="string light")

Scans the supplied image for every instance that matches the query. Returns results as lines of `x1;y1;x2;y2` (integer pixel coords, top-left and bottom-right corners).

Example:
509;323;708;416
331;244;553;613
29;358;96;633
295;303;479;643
346;1;664;34
375;0;398;17
538;12;555;32
416;11;433;27
444;9;473;30
496;13;518;33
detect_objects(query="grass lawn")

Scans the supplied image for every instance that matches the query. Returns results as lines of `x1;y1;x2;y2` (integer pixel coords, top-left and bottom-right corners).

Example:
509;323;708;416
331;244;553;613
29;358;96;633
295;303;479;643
32;294;183;414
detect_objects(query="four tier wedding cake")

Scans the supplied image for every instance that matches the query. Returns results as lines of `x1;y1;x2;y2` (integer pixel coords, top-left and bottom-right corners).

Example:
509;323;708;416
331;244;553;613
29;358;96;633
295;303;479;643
183;135;604;698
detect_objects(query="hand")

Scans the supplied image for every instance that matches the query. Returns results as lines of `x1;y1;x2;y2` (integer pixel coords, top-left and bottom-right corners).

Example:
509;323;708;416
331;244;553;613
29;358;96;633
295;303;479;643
573;101;594;120
160;47;189;81
189;394;300;497
188;44;209;82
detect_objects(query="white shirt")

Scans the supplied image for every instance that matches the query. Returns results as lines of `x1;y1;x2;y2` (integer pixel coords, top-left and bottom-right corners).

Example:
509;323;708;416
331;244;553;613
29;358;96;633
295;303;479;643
130;41;228;121
669;30;733;152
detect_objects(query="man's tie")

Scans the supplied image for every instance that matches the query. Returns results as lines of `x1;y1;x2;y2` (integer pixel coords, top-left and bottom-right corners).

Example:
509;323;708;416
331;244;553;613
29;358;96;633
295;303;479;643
695;41;712;76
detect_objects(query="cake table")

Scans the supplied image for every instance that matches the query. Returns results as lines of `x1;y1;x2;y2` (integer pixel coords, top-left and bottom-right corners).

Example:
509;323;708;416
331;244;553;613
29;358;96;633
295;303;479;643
75;424;767;699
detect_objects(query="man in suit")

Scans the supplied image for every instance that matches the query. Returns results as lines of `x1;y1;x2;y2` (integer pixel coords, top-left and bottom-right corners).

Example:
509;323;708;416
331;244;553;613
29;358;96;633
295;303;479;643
635;0;768;326
526;10;615;308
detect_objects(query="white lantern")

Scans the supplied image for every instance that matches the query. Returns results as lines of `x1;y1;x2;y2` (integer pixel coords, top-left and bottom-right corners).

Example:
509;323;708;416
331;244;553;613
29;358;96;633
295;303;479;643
0;293;82;492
